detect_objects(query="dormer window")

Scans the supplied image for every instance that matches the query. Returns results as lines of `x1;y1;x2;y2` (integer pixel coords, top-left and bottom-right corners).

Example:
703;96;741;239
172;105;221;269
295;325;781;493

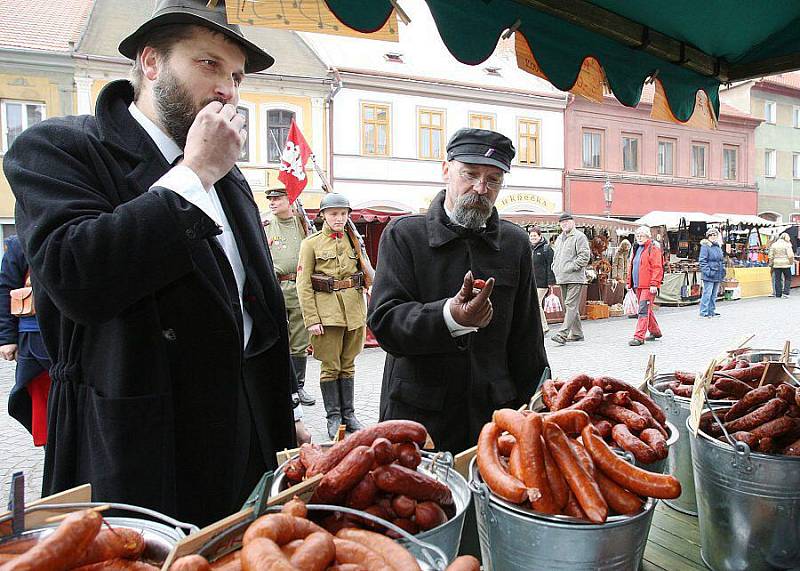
484;66;501;76
384;52;404;63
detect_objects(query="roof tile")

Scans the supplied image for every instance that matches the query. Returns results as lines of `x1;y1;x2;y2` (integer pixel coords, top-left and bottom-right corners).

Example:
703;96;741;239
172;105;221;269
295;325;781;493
0;0;94;52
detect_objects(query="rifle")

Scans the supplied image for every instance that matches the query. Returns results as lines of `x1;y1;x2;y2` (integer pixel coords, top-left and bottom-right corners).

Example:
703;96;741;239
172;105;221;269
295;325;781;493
309;155;376;287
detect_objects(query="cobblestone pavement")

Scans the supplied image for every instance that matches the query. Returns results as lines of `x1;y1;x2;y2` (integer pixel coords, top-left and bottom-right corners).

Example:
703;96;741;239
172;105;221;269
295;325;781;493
2;294;797;505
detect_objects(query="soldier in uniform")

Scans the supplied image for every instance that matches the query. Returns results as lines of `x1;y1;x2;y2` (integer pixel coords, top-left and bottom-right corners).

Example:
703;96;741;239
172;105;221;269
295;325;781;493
263;187;315;408
296;193;367;439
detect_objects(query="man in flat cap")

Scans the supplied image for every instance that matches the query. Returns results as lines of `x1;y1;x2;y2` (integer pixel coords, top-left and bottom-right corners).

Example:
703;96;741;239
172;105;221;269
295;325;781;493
550;212;591;345
3;0;296;525
368;128;549;453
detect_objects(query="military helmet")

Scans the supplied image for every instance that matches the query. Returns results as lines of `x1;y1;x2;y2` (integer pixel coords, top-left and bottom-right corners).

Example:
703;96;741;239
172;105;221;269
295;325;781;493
319;193;351;212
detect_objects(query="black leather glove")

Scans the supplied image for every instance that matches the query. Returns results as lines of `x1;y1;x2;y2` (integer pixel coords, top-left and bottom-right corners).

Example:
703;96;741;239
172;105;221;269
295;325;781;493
450;271;495;329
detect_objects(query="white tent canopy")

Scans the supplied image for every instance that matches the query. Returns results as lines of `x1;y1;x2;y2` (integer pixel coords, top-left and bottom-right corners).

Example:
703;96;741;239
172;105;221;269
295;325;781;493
634;211;724;229
712;213;775;227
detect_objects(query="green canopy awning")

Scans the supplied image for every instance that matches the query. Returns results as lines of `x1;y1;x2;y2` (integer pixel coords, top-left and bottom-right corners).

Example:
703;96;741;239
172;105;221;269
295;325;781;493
323;0;800;122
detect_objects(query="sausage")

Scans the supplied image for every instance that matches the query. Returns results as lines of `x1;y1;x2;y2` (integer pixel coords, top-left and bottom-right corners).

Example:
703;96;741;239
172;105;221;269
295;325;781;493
370;438;395;466
666;382;693;398
563;491;588;520
336;529;421;571
497;433;517;457
314;446;375;503
281;497;308;518
75;527;146;567
796;387;800;408
241;538;294;571
73;560;159;571
444;555;481;571
714;377;755;399
787;404;800;418
169;555;212;571
776;383;796;403
320;513;358;535
782;436;800;456
750;415;796;440
707;386;727;400
543;409;590;435
551;374;594;411
541;379;559;410
0;537;38;555
594;470;643;516
393;442;421;470
242;513;326;546
372;464;454;505
284;457;306;483
542;435;569;509
209;551;241;571
717;362;766;382
475;422;532;504
721;398;788;434
589;416;613;439
332;538;392;571
2;509;103;571
493;410;558;513
594;376;667;425
299;442;327;470
565;386;604;414
758;437;775;453
605;391;632;408
507;443;523;481
719;431;758;449
724;385;776;422
719;359;737;371
360;504;395;530
390;495;416;519
629;401;668;438
307;421;428;476
543;420;608;523
597;402;648;432
281;539;304;558
611;424;660;465
387;518;418;537
673;371;696;384
581;425;681;499
640;428;669;460
375;497;398;520
566;437;594;476
414;501;448;531
346;473;379;510
289;531;335;571
328;565;368;571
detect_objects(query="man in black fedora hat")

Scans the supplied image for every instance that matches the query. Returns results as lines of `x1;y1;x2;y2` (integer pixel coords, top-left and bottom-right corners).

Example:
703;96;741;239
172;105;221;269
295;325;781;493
3;0;296;525
368;128;549;453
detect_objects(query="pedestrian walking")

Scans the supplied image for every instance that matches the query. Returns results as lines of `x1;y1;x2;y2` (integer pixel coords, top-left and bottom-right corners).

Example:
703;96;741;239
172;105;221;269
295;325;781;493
626;226;664;346
2;0;297;526
0;235;52;446
529;226;555;333
296;193;367;439
768;233;795;298
550;213;591;345
699;227;726;317
368;128;549;453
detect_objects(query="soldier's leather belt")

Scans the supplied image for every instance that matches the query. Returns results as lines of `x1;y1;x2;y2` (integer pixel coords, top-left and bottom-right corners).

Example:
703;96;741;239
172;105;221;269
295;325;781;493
278;273;297;281
311;272;364;293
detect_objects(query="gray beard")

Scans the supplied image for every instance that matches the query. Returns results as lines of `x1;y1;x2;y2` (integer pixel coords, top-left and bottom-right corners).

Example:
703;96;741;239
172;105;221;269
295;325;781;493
153;67;221;149
451;193;493;230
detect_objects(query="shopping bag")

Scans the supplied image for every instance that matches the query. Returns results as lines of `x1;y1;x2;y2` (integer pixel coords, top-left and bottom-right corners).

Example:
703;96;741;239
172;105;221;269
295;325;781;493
623;289;639;316
543;293;563;313
680;272;690;300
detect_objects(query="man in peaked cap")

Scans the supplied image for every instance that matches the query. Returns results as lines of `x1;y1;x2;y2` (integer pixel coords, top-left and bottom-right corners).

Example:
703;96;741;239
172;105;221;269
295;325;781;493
368;128;550;453
3;0;296;525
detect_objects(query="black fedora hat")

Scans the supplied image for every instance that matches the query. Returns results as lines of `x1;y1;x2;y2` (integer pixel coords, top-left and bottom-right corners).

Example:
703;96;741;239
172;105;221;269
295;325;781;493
119;0;274;73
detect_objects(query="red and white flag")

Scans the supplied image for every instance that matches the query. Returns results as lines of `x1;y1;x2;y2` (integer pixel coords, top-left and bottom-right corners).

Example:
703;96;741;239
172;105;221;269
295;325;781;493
278;119;313;204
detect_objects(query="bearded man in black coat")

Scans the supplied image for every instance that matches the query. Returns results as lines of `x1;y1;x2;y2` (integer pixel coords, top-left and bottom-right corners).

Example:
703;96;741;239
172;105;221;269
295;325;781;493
2;0;297;526
368;128;550;454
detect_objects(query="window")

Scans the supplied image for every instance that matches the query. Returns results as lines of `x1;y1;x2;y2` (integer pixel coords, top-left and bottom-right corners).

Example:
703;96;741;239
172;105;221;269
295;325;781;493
581;129;602;169
266;108;294;163
517;119;540;165
469;113;495;130
657;138;674;175
418;109;445;160
722;146;738;180
765;149;776;178
1;100;45;152
793;153;800;179
765;100;776;124
237;106;250;163
622;134;640;172
383;52;403;63
361;102;390;156
794;106;800;128
691;143;708;178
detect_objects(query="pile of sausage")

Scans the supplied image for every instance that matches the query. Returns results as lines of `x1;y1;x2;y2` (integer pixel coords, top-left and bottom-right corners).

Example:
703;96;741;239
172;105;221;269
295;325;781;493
282;420;455;537
541;375;670;465
477;408;681;524
168;498;480;571
699;381;800;456
0;509;155;571
667;360;767;399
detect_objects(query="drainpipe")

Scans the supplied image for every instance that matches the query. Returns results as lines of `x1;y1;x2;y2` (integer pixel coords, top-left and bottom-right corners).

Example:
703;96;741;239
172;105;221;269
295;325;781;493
326;68;343;186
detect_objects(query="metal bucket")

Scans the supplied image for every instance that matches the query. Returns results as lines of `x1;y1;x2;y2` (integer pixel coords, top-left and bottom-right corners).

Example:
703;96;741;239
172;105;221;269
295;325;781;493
739;348;798;365
468;457;657;570
647;373;729;515
270;450;470;564
689;417;800;571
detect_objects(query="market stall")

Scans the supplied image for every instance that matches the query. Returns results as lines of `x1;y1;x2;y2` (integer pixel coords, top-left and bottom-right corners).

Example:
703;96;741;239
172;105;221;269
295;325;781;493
715;213;776;299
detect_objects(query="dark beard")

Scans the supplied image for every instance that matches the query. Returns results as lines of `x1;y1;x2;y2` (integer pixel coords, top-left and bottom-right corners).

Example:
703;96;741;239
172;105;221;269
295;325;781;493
452;193;493;230
153;67;220;149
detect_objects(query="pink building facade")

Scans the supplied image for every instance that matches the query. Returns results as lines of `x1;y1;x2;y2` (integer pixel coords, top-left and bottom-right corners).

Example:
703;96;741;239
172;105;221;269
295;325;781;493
564;86;761;217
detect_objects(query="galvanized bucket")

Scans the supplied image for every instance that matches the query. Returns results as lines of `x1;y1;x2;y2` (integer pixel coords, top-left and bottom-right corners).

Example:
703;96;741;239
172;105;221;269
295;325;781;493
271;450;470;564
647;373;729;515
739;348;798;365
689;416;800;571
468;457;657;570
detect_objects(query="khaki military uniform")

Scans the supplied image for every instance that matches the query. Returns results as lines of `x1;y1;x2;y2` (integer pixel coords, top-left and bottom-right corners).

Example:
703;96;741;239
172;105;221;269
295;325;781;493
296;222;366;382
265;214;309;356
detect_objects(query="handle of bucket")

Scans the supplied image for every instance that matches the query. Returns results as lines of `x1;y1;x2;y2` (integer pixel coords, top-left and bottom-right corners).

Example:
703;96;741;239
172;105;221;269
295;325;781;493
731;441;754;473
663;387;680;414
422;450;454;484
703;391;739;449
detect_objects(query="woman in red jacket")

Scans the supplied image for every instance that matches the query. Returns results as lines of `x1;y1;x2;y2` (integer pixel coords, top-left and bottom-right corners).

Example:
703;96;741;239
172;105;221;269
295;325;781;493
627;226;664;346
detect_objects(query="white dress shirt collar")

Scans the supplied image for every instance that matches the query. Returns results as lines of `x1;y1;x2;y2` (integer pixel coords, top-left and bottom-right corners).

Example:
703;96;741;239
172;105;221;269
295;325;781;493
128;102;183;165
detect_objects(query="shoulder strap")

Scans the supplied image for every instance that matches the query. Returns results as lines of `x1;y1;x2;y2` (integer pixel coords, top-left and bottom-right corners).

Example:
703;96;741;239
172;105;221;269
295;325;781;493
24;269;31;288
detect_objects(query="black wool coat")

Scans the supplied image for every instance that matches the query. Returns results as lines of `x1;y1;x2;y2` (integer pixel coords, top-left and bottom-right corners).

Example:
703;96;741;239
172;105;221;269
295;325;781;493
368;191;549;453
2;80;295;526
531;239;556;288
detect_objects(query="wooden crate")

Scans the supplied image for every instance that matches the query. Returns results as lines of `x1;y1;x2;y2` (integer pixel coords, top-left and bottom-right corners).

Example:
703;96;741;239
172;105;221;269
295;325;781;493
586;302;610;320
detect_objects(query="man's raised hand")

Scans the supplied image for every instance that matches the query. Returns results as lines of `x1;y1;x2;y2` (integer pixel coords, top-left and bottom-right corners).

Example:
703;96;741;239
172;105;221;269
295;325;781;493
182;102;247;190
450;270;495;328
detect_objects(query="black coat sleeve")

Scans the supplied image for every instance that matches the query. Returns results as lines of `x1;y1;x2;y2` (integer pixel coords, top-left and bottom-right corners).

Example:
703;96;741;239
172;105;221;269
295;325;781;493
0;236;25;345
367;221;465;356
4;120;220;325
546;246;556;286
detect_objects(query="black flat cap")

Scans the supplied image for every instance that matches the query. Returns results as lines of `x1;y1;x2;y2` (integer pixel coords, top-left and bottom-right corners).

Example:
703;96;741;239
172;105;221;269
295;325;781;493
119;0;274;73
266;188;287;198
558;212;574;222
446;128;515;172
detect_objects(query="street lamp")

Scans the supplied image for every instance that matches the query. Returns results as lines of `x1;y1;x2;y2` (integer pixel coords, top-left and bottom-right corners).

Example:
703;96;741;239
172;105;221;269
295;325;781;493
603;175;614;218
